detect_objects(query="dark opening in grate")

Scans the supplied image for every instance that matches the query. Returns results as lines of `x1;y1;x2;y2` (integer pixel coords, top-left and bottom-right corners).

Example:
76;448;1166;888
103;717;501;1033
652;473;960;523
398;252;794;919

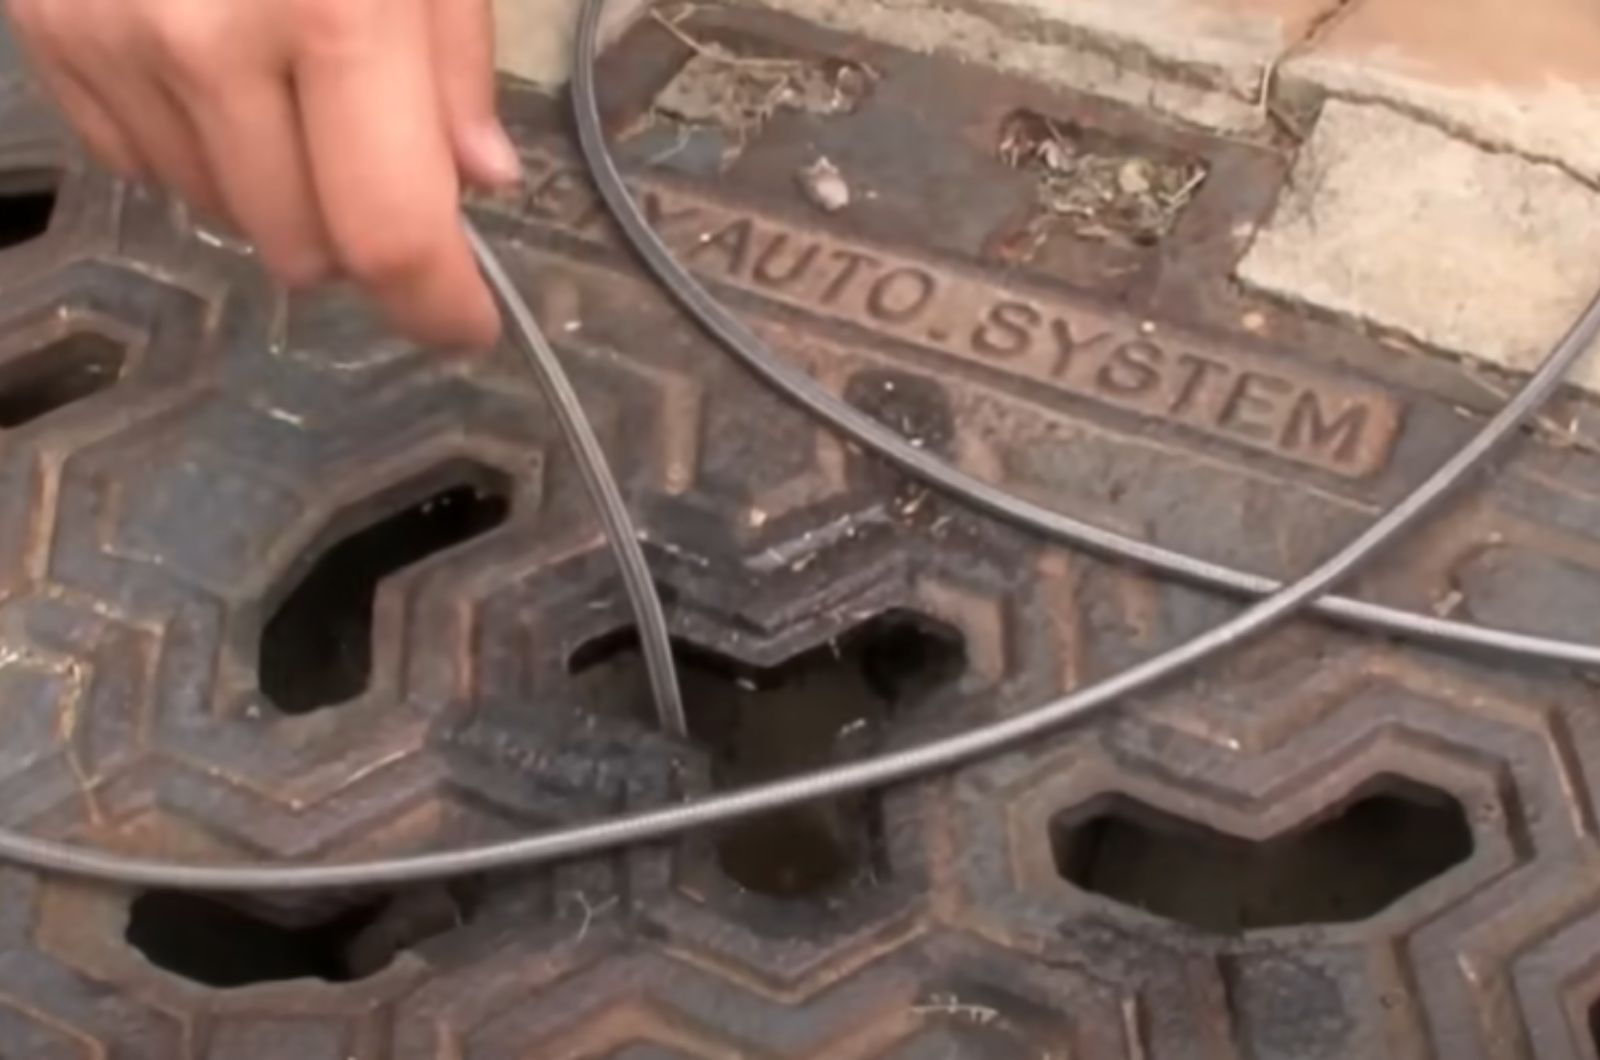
126;884;485;987
0;332;125;428
128;892;386;987
570;611;966;899
0;168;59;250
1051;778;1474;932
260;465;511;715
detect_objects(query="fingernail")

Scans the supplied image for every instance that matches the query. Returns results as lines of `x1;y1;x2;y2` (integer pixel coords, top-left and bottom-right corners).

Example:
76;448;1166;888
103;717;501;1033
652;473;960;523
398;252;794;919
471;122;523;187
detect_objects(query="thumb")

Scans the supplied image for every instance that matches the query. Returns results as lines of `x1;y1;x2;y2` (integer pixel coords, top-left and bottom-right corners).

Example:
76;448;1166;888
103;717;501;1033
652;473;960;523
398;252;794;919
429;0;521;189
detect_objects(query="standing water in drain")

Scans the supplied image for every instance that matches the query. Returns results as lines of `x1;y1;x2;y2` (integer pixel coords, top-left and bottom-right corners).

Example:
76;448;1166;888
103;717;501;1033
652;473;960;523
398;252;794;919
569;611;966;899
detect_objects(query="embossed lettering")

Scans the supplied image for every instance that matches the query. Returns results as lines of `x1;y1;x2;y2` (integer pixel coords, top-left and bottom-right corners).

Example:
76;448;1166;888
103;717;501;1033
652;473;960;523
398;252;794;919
502;148;1403;479
1097;341;1164;396
642;189;703;231
1283;392;1370;465
822;249;882;305
1170;353;1232;416
1049;318;1115;379
971;301;1041;359
1219;372;1293;439
527;170;601;229
867;268;938;324
752;233;822;289
688;218;756;275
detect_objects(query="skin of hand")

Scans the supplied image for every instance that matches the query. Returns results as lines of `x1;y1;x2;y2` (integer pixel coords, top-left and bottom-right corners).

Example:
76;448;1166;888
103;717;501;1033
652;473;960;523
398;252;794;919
5;0;516;349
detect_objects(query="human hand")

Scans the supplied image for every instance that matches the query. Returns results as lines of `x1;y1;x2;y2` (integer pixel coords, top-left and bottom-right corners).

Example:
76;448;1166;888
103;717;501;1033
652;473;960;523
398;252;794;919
6;0;517;349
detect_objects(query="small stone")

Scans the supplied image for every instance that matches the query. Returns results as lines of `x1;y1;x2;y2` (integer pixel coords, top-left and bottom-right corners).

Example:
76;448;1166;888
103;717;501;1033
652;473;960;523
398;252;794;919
1238;101;1600;391
1118;159;1152;195
799;156;851;213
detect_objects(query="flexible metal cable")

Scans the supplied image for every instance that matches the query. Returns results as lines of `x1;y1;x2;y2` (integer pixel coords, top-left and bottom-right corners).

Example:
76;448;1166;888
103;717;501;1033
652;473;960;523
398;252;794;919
570;0;1600;670
466;219;685;738
0;8;1585;890
0;209;1583;890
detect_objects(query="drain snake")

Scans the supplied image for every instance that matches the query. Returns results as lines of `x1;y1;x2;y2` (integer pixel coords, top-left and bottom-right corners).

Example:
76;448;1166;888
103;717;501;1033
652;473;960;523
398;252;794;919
0;0;1589;888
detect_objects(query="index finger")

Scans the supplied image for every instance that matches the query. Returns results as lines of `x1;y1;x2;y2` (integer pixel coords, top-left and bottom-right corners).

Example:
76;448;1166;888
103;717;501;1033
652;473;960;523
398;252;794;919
290;0;499;349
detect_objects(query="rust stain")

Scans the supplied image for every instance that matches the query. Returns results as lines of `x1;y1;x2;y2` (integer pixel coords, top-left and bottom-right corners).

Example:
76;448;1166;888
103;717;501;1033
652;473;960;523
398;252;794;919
1037;551;1085;693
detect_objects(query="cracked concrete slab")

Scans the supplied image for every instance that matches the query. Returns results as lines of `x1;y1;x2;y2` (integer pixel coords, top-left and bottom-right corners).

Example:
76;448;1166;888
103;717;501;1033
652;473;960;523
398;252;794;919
498;0;1600;388
1237;101;1600;389
1282;0;1600;184
737;0;1327;132
493;0;649;86
494;0;1331;132
492;0;1600;192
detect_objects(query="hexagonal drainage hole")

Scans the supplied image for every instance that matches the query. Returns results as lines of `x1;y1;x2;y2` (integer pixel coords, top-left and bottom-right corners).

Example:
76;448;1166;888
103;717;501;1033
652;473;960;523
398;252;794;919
570;611;966;899
0;168;59;250
0;331;125;429
126;883;479;987
259;462;511;716
1050;777;1473;932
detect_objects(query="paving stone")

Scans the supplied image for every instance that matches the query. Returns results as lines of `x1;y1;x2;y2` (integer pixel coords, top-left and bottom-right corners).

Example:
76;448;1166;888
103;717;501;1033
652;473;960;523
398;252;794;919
1237;100;1600;388
493;0;650;86
1284;0;1600;183
737;0;1324;131
492;0;1600;198
492;0;1327;130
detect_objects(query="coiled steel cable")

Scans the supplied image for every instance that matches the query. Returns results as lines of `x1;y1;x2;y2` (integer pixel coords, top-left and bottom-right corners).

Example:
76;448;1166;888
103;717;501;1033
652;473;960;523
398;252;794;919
465;220;685;738
570;0;1600;670
0;0;1586;889
0;201;1586;889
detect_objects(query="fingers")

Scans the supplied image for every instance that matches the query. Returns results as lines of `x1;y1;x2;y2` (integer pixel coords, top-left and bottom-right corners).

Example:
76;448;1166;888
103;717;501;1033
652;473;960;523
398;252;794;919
127;3;332;281
293;0;500;348
427;0;520;188
9;0;500;350
8;0;140;175
12;0;223;218
95;75;226;220
184;76;333;286
29;63;141;177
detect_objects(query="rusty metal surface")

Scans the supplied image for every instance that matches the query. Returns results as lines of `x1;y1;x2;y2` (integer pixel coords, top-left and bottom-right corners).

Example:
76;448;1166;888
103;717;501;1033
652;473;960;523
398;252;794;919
0;5;1599;1057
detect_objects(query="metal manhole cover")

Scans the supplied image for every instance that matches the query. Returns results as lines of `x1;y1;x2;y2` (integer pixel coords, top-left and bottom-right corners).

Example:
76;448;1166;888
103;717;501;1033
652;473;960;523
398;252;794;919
0;6;1597;1059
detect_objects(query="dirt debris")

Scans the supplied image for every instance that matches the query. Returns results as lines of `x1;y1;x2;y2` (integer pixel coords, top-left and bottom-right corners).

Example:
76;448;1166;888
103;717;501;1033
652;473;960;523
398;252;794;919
999;111;1208;249
655;50;870;131
646;10;873;167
